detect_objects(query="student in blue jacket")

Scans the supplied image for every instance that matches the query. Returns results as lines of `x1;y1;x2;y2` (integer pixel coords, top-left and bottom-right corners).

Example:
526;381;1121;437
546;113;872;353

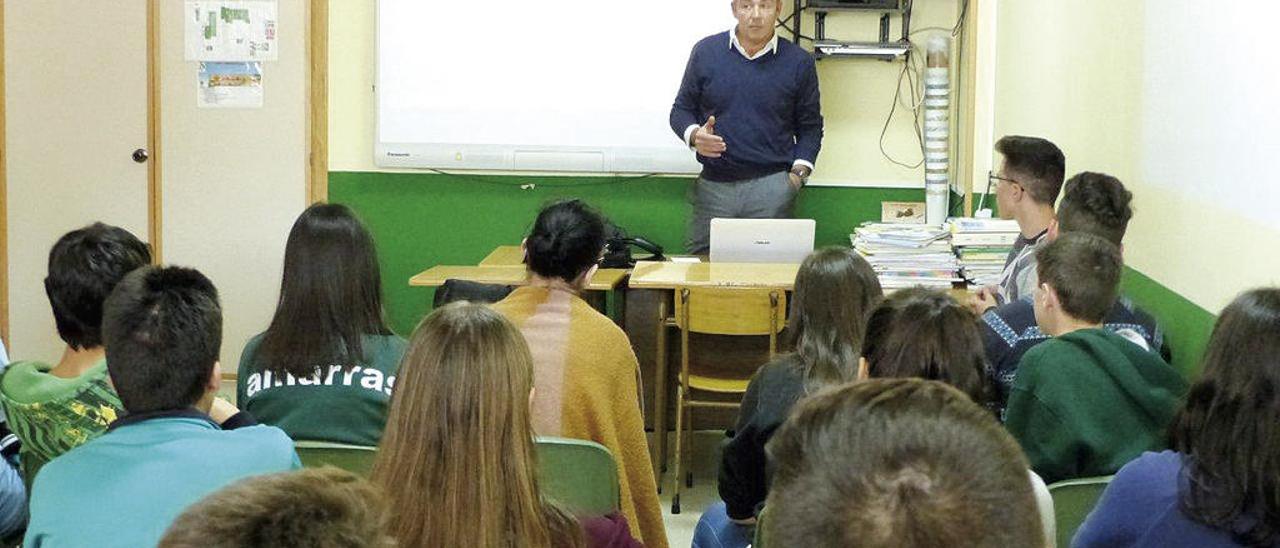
1074;288;1280;548
24;266;299;548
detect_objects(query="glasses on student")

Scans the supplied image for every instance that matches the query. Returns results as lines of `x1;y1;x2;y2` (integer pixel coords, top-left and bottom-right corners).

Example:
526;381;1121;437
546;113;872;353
988;171;1021;188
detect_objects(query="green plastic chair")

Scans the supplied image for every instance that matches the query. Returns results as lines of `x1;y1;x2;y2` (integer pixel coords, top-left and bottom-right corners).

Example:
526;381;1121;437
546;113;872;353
752;506;771;548
294;440;377;477
1048;475;1113;547
535;437;620;516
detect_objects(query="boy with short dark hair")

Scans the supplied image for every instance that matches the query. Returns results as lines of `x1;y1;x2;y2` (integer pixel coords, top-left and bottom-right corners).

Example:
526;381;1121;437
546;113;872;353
24;266;299;548
1005;233;1187;483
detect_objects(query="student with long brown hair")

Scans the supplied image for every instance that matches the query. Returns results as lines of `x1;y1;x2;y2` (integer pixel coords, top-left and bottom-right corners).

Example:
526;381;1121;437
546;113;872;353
237;203;404;447
1075;288;1280;547
372;302;636;548
694;247;883;548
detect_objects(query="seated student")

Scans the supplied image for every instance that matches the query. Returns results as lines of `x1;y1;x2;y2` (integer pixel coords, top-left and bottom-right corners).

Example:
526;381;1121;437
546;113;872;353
24;266;300;548
0;223;145;473
971;135;1066;313
159;466;396;548
694;247;883;548
372;302;639;548
491;200;666;548
1074;288;1280;548
766;379;1045;547
237;203;405;446
1005;233;1187;484
859;288;1055;541
862;288;994;405
982;173;1168;416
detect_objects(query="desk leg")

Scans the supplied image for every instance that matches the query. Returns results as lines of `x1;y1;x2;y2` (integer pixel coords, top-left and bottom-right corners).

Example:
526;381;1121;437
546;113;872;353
652;296;669;486
606;285;627;328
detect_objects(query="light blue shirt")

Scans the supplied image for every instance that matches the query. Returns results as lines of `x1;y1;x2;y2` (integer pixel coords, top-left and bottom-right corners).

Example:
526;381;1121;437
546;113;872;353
24;411;299;548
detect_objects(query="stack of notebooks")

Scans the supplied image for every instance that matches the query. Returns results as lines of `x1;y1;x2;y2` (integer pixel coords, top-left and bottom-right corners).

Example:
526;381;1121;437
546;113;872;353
850;224;962;289
949;217;1021;286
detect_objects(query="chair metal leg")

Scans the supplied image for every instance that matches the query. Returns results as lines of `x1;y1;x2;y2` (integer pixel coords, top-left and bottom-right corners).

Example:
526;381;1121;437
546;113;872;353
671;384;685;515
684;397;694;488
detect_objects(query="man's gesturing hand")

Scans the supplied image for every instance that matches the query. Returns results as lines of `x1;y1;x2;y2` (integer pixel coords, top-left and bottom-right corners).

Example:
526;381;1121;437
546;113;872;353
693;116;727;158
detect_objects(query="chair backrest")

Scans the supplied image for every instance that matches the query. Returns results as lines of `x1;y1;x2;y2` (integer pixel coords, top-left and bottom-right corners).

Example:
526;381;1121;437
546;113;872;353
535;437;620;517
753;505;773;548
1048;475;1113;548
675;287;785;336
294;440;378;477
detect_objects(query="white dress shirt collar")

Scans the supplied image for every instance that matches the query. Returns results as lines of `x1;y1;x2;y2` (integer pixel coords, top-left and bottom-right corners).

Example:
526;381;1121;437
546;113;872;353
729;26;779;60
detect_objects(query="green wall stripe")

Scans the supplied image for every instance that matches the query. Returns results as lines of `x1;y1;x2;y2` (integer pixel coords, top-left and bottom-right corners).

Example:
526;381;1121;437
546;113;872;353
1120;267;1216;379
330;171;1215;381
330;171;922;335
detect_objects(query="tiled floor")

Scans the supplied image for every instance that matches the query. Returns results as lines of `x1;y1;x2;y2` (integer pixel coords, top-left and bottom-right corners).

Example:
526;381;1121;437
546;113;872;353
655;430;728;548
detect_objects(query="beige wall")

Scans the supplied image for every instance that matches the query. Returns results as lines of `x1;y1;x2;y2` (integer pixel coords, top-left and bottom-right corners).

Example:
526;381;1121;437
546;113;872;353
993;0;1280;312
159;0;308;367
330;0;966;188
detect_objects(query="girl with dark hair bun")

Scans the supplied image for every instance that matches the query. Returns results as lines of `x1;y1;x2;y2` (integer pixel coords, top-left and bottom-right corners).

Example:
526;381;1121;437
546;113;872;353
492;200;668;548
1076;288;1280;547
236;203;405;447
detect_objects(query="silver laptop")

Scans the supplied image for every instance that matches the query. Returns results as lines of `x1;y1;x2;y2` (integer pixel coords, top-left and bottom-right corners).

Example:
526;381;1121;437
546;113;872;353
710;218;816;263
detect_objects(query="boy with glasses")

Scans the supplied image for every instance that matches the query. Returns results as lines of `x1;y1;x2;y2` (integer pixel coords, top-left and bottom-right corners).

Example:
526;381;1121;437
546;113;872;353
970;135;1065;314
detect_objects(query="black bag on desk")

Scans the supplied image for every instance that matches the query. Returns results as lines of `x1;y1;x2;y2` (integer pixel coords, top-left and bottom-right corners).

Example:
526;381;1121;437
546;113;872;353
432;279;515;308
602;223;664;269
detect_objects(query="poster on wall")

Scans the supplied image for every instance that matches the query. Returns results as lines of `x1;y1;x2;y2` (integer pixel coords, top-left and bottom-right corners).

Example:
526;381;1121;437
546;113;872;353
197;62;264;108
184;1;278;61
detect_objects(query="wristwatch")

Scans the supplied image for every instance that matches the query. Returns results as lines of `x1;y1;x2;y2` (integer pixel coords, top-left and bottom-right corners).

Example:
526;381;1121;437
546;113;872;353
790;166;812;186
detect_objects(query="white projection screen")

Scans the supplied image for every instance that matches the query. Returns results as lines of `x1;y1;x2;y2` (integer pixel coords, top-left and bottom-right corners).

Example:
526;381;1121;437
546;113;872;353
377;0;738;173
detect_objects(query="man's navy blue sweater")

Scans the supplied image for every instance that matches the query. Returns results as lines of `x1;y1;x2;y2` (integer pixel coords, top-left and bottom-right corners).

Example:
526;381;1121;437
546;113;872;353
670;31;823;183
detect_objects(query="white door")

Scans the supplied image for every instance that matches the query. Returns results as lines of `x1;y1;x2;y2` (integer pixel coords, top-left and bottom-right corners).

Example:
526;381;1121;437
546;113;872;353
4;2;151;361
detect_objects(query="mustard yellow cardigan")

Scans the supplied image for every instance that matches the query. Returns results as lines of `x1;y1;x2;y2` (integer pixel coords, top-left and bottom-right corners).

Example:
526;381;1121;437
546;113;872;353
493;287;668;548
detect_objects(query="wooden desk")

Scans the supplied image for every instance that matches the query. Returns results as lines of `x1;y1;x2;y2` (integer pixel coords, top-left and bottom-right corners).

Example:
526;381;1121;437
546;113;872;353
479;245;524;266
628;261;800;289
409;264;630;292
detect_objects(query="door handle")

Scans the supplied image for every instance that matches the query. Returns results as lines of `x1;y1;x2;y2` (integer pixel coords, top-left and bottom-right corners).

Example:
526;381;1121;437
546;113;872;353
132;148;149;163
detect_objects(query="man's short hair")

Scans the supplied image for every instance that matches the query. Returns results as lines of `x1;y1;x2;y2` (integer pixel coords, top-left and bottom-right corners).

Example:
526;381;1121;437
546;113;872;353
995;135;1066;205
102;266;222;413
44;223;152;349
1057;172;1134;246
765;379;1043;547
1035;232;1123;324
158;466;396;548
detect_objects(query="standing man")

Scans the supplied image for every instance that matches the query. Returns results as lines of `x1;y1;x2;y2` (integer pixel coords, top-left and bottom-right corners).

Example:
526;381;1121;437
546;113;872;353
671;0;824;255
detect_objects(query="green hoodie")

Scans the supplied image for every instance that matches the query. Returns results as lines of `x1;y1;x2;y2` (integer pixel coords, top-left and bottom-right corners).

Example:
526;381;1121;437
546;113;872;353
1005;328;1188;484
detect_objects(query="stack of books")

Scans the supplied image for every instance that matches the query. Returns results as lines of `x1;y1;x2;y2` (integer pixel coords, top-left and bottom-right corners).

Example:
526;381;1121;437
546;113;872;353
949;218;1021;286
850;224;962;290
